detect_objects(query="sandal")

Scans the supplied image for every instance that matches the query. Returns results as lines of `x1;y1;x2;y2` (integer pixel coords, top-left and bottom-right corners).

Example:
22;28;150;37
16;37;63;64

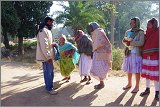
154;91;159;101
62;77;68;81
80;78;88;83
140;88;150;96
123;86;131;90
131;89;139;93
65;77;70;82
94;84;104;89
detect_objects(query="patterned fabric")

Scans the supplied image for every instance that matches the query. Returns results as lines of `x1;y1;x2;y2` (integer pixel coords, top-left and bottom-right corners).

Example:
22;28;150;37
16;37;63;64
58;42;80;77
91;28;112;62
90;52;109;81
141;56;159;81
122;53;142;73
59;51;75;77
58;42;80;64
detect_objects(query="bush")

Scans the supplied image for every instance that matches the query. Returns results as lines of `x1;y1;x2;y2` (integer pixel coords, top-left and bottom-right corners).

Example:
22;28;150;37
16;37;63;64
67;38;76;45
23;41;37;48
112;47;124;70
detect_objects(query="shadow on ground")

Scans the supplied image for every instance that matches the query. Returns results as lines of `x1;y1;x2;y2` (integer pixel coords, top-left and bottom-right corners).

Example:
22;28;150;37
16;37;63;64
1;81;100;106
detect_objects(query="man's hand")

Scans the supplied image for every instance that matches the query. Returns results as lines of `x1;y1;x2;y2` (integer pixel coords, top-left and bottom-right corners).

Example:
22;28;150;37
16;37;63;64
48;59;53;64
52;43;57;47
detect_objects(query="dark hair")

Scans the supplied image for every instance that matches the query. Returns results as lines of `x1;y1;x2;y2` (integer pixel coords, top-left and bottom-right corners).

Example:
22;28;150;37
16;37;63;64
148;18;155;24
38;22;45;32
131;17;137;22
44;16;54;25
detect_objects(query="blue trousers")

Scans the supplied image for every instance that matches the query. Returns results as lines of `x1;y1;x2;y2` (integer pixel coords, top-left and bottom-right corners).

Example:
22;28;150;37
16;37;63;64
42;62;54;91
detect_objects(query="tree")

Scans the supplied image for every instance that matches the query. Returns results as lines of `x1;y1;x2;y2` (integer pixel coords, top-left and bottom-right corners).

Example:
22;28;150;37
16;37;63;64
1;1;20;49
55;1;106;34
13;1;53;55
114;1;159;47
102;1;118;45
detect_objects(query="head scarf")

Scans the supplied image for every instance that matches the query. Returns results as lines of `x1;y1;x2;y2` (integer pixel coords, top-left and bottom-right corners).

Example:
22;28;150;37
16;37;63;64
131;17;141;31
124;17;143;56
145;18;158;39
89;22;100;31
143;18;159;57
75;30;85;42
60;34;67;43
129;17;143;38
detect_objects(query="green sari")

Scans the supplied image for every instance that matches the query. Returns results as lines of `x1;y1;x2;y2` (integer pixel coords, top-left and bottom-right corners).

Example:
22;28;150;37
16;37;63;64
58;42;80;77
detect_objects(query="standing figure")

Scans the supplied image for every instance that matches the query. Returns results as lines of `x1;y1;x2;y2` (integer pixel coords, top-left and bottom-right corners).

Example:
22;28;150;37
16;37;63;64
36;16;57;95
87;22;112;89
75;30;93;84
122;17;144;93
58;34;80;82
140;18;159;101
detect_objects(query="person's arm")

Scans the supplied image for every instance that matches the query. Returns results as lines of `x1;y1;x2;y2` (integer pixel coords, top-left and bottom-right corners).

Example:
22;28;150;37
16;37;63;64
130;31;145;46
94;30;108;51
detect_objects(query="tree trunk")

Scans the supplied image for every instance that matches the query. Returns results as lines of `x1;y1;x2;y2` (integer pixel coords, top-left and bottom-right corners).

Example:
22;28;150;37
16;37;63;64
110;1;116;45
18;35;24;55
3;31;10;49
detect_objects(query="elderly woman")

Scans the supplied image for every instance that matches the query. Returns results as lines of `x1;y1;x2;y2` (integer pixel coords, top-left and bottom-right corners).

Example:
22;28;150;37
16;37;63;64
122;17;144;93
75;30;93;84
87;22;112;89
58;34;80;82
140;18;159;101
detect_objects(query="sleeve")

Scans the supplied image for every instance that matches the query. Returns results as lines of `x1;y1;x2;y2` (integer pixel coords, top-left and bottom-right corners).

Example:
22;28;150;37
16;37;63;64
38;30;52;60
130;31;145;46
94;30;108;51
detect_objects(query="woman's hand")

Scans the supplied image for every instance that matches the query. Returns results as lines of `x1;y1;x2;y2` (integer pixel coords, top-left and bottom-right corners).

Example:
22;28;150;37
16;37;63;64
64;49;76;58
126;41;130;46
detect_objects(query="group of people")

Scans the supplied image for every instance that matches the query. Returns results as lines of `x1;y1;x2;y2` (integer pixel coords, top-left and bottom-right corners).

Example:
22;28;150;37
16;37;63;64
36;16;159;101
122;17;159;101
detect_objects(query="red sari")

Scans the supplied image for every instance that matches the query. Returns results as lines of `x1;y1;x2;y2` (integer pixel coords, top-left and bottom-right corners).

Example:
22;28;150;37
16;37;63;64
141;19;159;81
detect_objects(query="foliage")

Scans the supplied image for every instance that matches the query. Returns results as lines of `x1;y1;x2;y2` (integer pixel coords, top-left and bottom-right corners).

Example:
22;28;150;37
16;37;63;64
112;47;124;70
13;1;53;38
114;1;159;44
1;1;53;54
55;1;106;33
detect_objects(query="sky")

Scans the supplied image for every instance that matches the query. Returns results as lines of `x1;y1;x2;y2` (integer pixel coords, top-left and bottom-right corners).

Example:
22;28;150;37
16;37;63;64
48;1;69;28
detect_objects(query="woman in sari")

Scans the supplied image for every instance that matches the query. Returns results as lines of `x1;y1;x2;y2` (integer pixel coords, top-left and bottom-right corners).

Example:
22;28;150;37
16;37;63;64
87;22;112;89
140;18;159;101
58;34;80;82
75;30;93;84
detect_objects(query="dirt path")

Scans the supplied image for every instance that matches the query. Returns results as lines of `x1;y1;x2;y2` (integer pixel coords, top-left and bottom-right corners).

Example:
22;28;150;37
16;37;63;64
1;62;159;106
